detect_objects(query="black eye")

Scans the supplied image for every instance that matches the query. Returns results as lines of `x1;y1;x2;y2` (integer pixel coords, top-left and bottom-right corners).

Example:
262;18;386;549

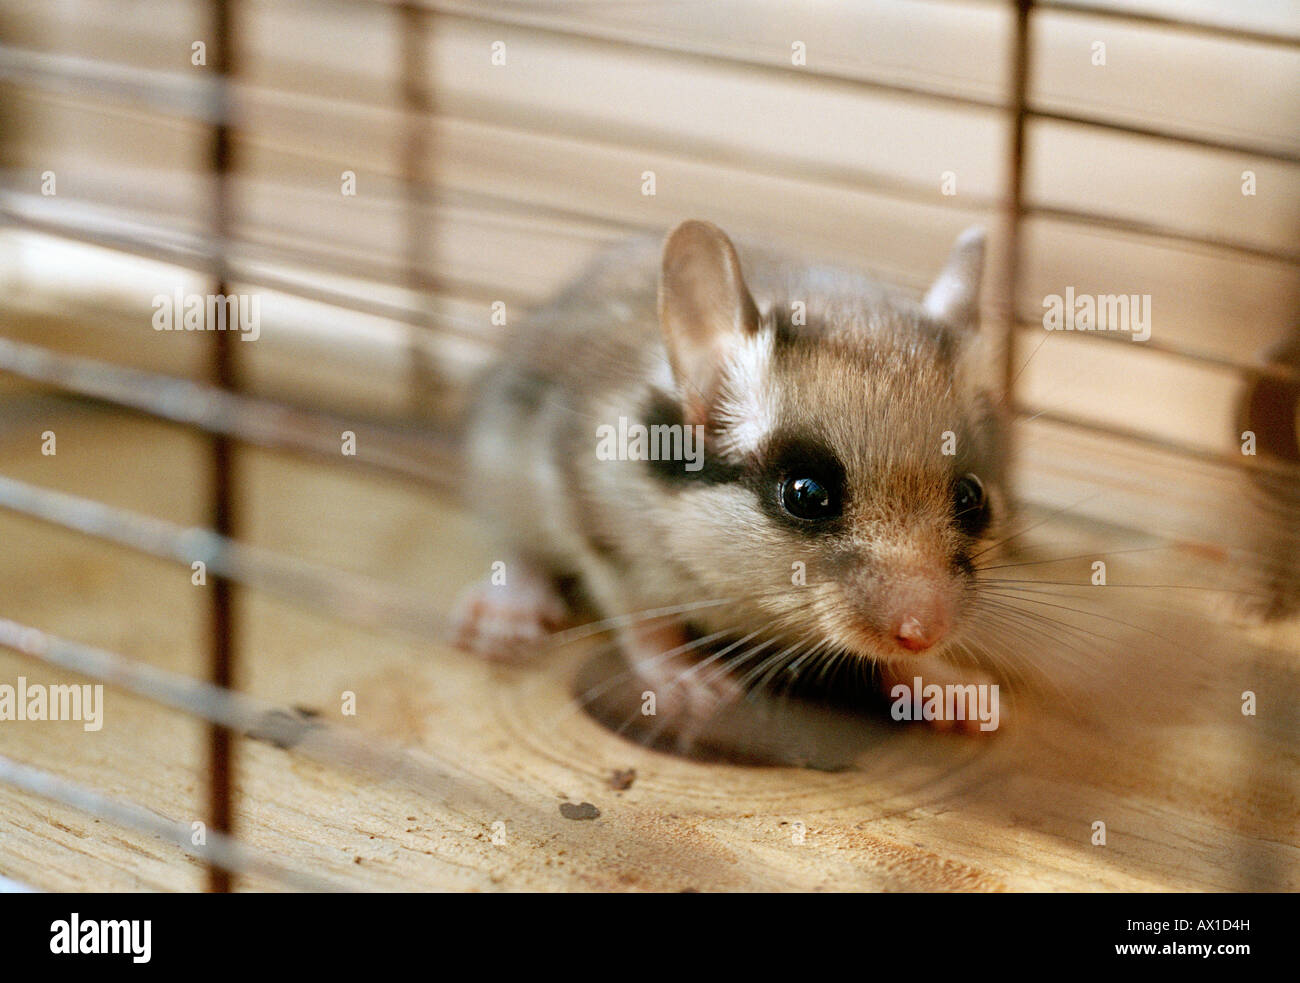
781;474;840;521
953;473;990;537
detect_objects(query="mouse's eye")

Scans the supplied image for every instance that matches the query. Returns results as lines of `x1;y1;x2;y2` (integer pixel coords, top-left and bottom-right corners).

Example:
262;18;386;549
780;474;841;521
953;473;990;537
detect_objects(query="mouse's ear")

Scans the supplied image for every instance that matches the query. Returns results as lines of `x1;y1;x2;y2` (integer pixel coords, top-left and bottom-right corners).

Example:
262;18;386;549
923;226;986;330
658;220;760;427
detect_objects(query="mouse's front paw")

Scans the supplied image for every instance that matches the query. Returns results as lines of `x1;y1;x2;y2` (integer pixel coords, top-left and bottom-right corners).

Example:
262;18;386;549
660;669;745;733
650;671;747;754
451;568;569;663
623;625;746;751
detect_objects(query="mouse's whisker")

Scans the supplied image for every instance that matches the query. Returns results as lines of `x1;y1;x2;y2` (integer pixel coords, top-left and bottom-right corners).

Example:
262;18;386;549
974;594;1126;652
948;636;1036;710
968;492;1104;563
968;609;1129;698
955;625;1045;695
977;587;1180;646
774;636;834;693
969;600;1115;669
544;598;740;648
562;624;742;717
974;544;1181;573
737;631;819;694
692;633;785;688
981;576;1250;594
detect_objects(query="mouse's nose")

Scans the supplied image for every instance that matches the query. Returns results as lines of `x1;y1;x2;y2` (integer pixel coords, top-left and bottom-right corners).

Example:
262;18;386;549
893;614;942;652
887;585;952;652
859;568;955;657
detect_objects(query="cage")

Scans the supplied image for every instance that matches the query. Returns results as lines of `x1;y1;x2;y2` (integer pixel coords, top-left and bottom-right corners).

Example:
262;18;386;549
0;0;1296;892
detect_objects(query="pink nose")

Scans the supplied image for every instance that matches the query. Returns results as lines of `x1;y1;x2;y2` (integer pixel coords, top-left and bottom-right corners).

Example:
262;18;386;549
892;613;947;653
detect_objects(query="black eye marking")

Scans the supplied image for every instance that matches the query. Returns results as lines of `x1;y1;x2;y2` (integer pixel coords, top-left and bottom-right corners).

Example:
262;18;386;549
766;438;846;527
639;391;747;487
953;473;991;537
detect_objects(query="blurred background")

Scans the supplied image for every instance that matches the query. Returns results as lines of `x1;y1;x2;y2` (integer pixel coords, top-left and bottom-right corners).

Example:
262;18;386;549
0;0;1296;891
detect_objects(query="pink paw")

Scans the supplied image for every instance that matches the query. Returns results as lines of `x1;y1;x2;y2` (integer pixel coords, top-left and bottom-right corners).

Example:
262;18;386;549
626;624;746;750
452;571;569;663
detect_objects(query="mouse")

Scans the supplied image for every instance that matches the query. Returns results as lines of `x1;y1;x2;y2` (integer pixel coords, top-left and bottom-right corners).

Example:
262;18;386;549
453;219;1010;746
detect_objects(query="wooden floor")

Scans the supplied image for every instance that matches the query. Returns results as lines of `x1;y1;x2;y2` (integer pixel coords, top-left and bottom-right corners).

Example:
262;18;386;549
0;405;1295;892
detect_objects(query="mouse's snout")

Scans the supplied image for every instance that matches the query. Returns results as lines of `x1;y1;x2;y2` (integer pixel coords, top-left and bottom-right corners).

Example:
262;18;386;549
886;585;953;654
841;561;961;659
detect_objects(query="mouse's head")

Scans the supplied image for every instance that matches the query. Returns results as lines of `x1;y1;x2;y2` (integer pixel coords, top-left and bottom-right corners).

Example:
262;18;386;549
653;220;1009;667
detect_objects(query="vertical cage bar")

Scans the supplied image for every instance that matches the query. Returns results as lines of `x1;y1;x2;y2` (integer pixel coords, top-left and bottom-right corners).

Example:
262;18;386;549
206;0;238;894
1001;0;1033;405
400;2;440;420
